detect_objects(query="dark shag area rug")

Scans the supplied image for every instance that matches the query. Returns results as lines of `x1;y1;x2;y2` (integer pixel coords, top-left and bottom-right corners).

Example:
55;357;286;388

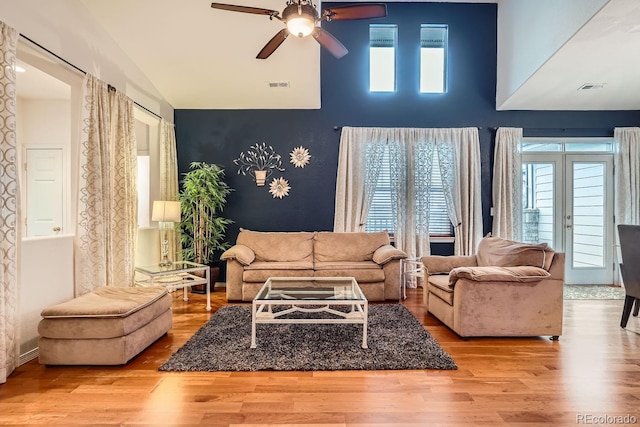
159;304;457;372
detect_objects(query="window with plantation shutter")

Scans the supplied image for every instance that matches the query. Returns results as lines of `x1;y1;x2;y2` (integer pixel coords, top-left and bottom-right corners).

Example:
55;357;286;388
365;147;453;237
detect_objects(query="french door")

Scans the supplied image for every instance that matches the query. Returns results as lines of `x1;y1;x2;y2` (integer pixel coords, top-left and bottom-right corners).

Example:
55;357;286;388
522;154;614;285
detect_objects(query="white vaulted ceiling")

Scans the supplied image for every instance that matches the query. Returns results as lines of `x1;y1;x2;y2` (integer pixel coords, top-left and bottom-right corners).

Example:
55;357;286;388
21;0;640;111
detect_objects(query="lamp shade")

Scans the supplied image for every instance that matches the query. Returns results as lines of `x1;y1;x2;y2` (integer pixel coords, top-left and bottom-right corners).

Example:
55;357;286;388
283;2;316;38
152;200;181;223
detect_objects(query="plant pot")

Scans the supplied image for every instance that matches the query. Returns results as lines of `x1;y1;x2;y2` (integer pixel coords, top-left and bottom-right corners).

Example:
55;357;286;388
254;169;267;186
191;265;220;294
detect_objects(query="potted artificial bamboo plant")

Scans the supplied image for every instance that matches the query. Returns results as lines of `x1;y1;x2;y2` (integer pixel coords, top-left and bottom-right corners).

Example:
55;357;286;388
178;162;233;293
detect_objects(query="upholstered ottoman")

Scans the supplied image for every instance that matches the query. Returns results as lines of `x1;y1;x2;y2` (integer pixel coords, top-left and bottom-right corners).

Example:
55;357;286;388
38;286;172;365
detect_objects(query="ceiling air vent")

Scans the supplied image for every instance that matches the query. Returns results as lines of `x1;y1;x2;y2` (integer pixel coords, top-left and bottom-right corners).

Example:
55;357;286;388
268;81;290;88
578;83;606;91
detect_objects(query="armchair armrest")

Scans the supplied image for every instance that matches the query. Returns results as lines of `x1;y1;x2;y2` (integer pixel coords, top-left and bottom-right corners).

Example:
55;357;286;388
372;245;407;265
449;265;551;287
421;255;477;275
220;244;255;266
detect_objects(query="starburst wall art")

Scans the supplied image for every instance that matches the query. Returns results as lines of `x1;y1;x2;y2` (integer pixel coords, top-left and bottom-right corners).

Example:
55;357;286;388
289;146;311;168
269;177;290;199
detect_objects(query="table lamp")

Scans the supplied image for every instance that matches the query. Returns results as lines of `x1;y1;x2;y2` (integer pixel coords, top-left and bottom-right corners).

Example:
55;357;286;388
152;200;181;267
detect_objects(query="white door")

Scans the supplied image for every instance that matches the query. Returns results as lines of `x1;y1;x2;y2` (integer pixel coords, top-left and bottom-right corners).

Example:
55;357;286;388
522;154;614;285
564;155;614;284
25;148;64;237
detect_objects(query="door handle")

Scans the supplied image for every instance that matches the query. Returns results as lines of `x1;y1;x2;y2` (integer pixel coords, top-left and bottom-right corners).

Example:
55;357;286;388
53;226;61;232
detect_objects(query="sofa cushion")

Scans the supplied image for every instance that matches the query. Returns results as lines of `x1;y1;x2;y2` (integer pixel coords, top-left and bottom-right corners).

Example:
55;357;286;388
41;286;169;319
314;231;390;262
314;270;385;283
421;255;477;274
236;229;315;263
313;261;385;283
427;275;454;306
449;266;551;287
242;261;314;282
372;245;407;264
220;244;255;265
314;260;382;271
476;236;555;271
244;261;314;271
243;269;315;283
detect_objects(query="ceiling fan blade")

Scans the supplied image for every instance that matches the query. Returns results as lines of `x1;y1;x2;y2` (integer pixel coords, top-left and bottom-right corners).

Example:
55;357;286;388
312;28;348;59
323;3;387;21
257;29;289;59
211;3;277;16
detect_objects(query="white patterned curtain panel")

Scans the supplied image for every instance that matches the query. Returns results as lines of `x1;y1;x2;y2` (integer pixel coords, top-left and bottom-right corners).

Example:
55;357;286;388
75;74;137;295
0;20;20;384
614;127;640;226
440;127;483;255
334;127;482;257
334;127;388;232
159;119;180;261
492;127;523;241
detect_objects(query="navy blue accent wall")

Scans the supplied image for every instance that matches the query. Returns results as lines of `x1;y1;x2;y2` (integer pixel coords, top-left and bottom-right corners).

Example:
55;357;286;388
175;2;640;257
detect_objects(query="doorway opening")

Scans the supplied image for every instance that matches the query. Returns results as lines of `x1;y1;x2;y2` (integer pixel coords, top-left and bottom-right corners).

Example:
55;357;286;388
521;139;615;285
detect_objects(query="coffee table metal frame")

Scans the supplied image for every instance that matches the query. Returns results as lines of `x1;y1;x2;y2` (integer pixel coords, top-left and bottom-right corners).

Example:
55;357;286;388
135;261;211;311
251;276;368;349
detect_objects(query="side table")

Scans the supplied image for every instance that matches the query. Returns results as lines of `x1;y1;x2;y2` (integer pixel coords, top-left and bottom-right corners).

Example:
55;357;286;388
135;261;211;311
400;257;425;300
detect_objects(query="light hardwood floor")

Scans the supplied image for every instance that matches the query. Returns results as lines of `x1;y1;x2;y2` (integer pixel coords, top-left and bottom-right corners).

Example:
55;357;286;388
1;286;639;427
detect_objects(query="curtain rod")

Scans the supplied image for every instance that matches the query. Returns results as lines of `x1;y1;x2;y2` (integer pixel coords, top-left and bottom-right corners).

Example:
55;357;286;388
19;34;163;121
491;127;614;132
334;125;485;131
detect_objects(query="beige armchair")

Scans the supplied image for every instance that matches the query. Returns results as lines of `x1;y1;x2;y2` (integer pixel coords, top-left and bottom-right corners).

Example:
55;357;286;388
421;236;564;340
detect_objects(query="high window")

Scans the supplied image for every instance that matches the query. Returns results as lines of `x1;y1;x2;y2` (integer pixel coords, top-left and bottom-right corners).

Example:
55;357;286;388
420;25;447;93
369;24;397;92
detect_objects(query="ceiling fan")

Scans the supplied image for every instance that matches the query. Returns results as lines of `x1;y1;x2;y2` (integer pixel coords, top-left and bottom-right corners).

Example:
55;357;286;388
210;1;387;59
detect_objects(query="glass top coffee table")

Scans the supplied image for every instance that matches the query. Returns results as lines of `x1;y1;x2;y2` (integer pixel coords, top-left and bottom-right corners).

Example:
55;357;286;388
251;277;368;349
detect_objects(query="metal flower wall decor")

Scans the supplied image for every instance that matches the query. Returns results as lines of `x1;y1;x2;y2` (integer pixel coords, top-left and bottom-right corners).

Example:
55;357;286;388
234;142;285;186
289;146;311;168
269;177;291;199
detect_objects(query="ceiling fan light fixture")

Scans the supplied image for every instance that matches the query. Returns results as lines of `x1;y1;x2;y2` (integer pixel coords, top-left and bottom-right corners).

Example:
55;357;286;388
287;16;315;37
283;3;317;37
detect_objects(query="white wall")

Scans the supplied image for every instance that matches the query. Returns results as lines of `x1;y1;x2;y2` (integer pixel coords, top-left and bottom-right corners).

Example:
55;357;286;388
496;0;609;109
20;235;74;362
17;99;70;148
0;0;173;120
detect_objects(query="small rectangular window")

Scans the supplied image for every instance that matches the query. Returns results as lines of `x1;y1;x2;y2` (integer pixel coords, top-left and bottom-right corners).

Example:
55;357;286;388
370;24;397;92
522;138;613;153
420;25;447;93
522;142;563;152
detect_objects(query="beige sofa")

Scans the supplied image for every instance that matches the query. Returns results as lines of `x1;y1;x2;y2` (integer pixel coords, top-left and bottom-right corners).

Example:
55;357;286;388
221;229;407;301
422;236;564;339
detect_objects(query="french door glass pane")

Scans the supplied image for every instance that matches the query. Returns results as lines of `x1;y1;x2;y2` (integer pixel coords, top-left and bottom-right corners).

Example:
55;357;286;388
572;162;605;268
522;163;554;248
